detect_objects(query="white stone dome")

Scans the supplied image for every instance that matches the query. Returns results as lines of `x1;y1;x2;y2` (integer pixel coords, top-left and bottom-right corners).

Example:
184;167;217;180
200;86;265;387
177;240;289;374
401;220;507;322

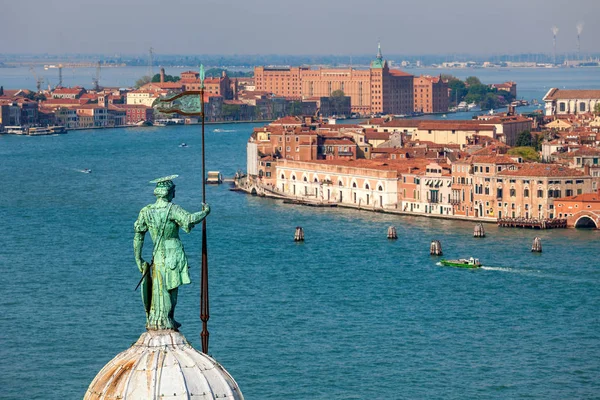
85;330;244;399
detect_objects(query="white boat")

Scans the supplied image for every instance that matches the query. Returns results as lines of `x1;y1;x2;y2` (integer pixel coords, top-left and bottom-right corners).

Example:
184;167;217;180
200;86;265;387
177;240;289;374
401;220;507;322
82;169;92;174
5;126;28;135
49;126;67;134
467;102;478;110
179;143;188;148
28;127;52;136
153;122;167;127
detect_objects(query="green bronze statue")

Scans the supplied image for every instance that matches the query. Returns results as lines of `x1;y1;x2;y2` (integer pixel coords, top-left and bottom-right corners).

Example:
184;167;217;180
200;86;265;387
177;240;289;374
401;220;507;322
134;175;210;330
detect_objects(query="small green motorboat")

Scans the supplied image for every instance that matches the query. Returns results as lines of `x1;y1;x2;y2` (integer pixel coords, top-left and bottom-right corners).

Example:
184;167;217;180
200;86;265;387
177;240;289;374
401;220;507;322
440;257;482;269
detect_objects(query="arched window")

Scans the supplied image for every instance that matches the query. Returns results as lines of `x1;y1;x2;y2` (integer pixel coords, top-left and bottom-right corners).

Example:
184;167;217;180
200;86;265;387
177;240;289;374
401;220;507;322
352;182;357;188
378;185;383;191
524;188;529;198
365;184;370;190
314;177;318;183
303;176;307;182
338;181;343;187
281;174;285;179
292;175;296;181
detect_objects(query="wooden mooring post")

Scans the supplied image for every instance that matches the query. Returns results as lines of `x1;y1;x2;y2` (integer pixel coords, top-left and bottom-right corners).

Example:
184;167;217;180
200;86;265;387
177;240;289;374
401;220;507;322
430;240;443;256
531;237;542;253
474;223;486;238
294;226;304;242
387;226;398;240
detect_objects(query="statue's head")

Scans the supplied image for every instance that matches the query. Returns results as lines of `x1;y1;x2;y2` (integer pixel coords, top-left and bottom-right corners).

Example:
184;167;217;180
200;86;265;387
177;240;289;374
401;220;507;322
150;175;178;201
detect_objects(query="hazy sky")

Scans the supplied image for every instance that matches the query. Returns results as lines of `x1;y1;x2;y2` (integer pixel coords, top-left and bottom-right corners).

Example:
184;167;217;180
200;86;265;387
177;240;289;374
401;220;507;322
1;0;599;55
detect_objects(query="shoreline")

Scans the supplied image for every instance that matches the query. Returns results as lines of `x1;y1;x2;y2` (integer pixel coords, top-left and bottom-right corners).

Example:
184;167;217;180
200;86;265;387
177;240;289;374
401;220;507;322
231;181;500;225
0;119;274;135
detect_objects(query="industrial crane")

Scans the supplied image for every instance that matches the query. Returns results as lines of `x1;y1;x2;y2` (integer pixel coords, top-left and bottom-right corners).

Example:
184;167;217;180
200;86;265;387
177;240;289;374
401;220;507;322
29;66;45;93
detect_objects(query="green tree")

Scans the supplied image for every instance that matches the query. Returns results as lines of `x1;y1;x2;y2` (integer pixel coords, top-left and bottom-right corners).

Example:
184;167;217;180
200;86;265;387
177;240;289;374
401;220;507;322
151;73;180;83
595;103;600;115
516;130;533;147
508;146;540;162
135;75;151;88
532;133;545;151
465;76;482;86
446;77;467;105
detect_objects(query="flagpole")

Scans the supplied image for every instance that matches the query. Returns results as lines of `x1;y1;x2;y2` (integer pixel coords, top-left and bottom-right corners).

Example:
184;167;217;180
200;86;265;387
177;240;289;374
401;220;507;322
199;65;210;354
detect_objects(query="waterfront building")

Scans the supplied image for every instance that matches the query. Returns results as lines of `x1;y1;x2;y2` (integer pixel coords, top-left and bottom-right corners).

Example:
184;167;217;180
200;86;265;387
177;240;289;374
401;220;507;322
0;102;21;127
413;75;449;114
112;104;154;125
180;70;235;99
276;159;404;206
126;89;167;107
400;161;454;215
75;105;108;128
261;149;594;223
490;81;517;98
555;190;600;228
254;44;414;116
543;88;600;116
53;107;78;128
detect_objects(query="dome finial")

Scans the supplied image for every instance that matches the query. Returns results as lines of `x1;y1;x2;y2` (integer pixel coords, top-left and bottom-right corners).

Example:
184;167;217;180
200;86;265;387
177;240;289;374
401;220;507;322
377;40;382;59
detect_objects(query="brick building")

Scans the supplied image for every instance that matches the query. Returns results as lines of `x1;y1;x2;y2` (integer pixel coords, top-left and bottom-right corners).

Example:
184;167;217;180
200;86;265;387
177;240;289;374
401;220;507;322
413;75;449;114
254;44;413;116
555;190;600;228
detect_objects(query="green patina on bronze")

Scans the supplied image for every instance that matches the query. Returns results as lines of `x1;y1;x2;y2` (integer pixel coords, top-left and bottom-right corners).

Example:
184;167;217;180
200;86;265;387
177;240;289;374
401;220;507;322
134;175;210;330
153;64;206;116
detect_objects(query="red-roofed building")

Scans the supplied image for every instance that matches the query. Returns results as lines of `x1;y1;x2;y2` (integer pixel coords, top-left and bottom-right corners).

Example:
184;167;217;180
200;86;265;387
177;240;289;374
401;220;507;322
254;43;413;116
52;87;86;99
413;75;449;114
111;104;154;125
543;88;600;116
490;81;517;98
555;190;600;228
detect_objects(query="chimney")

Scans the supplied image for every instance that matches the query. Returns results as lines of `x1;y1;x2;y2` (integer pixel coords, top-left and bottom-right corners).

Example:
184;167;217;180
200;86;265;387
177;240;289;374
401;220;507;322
160;68;165;83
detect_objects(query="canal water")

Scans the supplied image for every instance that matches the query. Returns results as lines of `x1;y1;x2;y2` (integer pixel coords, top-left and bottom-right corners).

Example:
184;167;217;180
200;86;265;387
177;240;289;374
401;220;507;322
1;124;599;398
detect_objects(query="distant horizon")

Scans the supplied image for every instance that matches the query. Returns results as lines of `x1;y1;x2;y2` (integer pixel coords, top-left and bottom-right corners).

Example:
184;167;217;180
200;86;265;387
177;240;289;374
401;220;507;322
1;0;599;55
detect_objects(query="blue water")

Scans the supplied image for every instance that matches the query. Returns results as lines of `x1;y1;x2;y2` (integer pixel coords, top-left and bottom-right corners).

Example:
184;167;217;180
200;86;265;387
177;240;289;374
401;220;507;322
1;124;599;399
3;65;599;103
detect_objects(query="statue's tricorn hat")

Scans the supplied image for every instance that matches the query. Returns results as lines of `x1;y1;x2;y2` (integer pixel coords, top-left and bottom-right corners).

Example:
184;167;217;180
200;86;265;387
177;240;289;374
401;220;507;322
150;175;178;188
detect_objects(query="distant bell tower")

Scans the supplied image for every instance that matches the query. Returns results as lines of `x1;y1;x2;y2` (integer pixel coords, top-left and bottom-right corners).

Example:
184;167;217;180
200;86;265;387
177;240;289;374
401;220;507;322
370;42;386;69
160;67;165;83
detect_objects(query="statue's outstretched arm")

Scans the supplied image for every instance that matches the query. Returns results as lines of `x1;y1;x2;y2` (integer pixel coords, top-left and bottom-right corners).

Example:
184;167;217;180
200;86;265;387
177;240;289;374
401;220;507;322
173;203;210;233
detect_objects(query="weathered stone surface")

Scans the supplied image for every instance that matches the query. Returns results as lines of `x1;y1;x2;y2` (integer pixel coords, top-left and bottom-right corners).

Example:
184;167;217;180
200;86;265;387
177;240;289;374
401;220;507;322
85;330;243;400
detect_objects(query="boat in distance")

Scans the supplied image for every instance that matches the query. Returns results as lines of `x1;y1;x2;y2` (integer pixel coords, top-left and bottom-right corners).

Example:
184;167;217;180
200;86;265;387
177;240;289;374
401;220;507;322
440;257;482;269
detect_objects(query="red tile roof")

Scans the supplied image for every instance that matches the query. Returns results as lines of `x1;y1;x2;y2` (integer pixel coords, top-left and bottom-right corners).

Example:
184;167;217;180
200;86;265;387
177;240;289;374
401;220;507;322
544;88;600;100
498;163;586;177
556;192;600;202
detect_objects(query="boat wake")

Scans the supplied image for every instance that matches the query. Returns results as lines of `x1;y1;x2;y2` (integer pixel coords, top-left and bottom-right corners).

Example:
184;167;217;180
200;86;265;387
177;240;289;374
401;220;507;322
481;265;539;274
213;129;236;133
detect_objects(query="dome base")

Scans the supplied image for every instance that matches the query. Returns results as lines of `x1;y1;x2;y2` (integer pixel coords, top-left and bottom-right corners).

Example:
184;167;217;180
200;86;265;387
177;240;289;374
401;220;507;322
85;330;243;399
